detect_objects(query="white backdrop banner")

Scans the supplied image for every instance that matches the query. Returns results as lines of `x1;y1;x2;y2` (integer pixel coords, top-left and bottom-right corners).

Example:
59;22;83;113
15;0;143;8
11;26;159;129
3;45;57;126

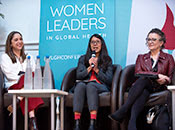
126;0;175;65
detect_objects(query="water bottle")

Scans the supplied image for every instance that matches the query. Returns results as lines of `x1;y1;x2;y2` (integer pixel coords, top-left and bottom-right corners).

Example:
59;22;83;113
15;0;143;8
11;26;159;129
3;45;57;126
43;56;53;89
24;56;33;89
34;56;42;89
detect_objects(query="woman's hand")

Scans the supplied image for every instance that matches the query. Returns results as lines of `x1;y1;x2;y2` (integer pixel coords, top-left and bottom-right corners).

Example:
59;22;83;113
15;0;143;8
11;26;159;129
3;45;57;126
89;57;96;66
87;66;92;73
87;57;94;73
92;57;99;74
88;57;99;73
157;74;170;85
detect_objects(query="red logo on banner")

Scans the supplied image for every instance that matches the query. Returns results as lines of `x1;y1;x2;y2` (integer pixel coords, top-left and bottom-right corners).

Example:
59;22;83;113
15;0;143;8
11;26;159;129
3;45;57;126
162;4;175;50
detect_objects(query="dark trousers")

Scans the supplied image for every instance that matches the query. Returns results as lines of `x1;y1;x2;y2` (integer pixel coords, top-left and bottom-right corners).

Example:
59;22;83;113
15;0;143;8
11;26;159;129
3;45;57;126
127;77;171;130
73;82;109;113
121;78;152;130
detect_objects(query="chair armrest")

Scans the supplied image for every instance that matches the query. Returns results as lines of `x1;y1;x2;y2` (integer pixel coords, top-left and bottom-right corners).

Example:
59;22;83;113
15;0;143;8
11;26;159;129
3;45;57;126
146;90;170;106
61;67;76;92
111;64;122;113
118;64;136;107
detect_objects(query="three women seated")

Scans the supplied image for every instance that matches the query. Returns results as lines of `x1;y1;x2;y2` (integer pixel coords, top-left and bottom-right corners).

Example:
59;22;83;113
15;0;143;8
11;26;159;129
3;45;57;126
0;28;174;130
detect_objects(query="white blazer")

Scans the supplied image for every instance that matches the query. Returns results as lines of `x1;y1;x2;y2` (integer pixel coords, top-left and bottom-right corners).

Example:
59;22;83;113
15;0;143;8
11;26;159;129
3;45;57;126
0;53;35;89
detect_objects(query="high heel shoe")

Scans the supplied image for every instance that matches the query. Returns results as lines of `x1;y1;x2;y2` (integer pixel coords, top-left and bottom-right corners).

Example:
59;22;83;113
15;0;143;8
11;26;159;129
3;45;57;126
108;113;123;123
108;109;127;123
29;117;38;130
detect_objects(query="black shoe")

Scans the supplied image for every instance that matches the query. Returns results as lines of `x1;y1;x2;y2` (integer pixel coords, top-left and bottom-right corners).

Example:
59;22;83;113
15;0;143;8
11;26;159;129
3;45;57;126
108;109;127;123
29;117;38;130
74;119;80;130
88;119;96;130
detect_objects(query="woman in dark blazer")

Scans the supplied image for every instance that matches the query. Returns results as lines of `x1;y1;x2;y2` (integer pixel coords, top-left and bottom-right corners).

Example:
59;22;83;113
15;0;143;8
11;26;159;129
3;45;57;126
73;34;113;130
109;28;175;130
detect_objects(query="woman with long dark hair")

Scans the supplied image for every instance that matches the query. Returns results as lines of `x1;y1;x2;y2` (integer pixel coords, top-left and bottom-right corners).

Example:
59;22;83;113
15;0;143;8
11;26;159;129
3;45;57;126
0;31;43;130
72;34;113;130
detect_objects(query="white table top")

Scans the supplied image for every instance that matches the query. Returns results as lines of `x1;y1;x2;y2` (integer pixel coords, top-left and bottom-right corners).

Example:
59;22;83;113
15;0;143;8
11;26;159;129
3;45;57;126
8;89;68;97
167;85;175;90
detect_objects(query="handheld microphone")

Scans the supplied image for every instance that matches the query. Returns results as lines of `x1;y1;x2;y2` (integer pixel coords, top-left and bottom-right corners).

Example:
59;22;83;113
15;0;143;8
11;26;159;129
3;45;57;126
91;51;96;68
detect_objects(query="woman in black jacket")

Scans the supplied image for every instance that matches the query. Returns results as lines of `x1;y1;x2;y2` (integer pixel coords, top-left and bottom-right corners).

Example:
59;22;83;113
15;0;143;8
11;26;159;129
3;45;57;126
73;34;113;130
109;28;175;130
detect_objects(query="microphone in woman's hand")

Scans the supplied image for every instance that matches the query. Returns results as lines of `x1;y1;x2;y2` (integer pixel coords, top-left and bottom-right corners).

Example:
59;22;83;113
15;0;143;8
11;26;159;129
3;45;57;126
91;51;96;68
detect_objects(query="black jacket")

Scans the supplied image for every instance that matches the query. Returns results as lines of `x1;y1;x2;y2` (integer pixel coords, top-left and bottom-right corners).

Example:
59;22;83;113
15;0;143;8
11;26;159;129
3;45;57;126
76;55;113;88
